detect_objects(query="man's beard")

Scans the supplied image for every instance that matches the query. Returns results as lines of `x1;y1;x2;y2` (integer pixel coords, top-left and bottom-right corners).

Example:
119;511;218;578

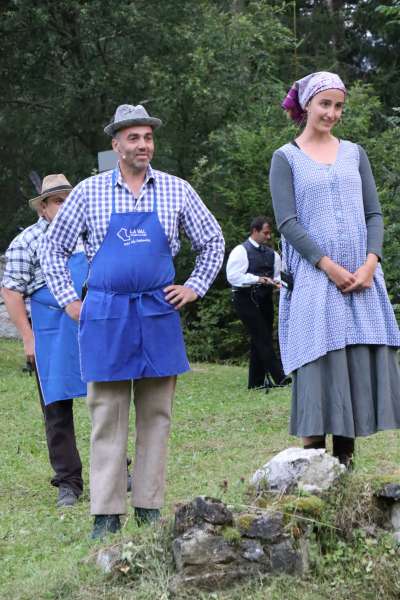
124;152;151;172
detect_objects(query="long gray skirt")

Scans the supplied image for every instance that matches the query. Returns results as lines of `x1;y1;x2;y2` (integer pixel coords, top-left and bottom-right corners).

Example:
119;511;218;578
290;344;400;438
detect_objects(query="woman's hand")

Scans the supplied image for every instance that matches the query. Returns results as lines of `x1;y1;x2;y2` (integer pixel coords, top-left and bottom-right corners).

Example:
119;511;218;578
341;254;378;293
317;256;357;292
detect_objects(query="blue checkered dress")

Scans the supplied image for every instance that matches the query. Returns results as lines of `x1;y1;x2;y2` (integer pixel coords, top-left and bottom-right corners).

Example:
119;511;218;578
40;165;224;307
277;140;400;375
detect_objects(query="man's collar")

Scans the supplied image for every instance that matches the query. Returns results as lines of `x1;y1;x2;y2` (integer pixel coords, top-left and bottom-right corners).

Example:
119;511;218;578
248;237;259;248
114;164;155;187
38;216;49;230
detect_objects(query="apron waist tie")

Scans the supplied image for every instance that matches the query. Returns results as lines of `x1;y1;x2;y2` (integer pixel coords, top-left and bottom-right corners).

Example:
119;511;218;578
129;291;148;316
88;286;167;295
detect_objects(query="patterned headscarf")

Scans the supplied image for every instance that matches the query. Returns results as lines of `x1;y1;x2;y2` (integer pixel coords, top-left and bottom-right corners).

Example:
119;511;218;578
282;71;346;124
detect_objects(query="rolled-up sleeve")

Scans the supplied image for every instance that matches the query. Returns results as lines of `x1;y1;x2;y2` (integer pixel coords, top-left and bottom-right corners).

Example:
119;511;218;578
2;241;34;294
40;184;87;307
180;183;225;297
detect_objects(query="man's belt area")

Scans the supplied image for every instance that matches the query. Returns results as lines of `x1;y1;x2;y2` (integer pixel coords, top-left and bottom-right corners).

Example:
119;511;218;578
231;284;264;292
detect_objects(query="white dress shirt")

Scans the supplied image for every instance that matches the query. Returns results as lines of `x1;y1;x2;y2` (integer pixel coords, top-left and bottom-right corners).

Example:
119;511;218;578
226;237;281;287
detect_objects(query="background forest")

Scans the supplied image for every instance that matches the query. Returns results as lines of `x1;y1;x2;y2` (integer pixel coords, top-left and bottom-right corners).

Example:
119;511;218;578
1;0;399;361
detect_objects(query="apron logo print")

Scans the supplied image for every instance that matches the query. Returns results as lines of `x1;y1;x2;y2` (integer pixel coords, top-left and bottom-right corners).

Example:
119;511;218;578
117;227;151;246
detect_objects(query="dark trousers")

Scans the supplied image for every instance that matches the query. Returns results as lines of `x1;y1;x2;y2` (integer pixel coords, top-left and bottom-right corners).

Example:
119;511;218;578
35;370;83;496
232;288;285;388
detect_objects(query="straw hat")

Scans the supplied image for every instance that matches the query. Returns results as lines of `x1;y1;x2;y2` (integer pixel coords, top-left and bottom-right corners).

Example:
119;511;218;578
29;174;72;210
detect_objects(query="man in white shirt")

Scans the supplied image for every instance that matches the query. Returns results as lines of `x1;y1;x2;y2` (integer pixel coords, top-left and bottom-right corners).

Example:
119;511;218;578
226;216;288;389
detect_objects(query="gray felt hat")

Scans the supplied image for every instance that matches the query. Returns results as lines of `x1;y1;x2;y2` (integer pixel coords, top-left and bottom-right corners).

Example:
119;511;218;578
104;104;162;136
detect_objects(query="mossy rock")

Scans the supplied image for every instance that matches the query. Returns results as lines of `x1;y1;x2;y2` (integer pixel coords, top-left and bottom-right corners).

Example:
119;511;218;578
221;526;242;545
235;513;258;532
283;495;325;518
255;494;324;519
255;496;274;509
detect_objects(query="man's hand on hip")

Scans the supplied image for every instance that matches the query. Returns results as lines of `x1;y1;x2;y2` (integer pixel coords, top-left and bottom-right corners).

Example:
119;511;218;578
65;300;83;321
164;285;198;310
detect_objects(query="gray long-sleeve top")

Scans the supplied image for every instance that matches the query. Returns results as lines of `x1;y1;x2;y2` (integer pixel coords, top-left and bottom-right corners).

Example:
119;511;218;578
269;143;384;266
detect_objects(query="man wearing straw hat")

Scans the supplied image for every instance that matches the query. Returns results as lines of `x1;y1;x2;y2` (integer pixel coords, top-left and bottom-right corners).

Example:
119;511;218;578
40;104;225;539
1;174;87;508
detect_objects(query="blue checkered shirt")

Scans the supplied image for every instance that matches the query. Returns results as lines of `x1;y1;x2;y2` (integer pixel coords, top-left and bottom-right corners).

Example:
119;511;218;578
40;165;225;307
2;218;48;298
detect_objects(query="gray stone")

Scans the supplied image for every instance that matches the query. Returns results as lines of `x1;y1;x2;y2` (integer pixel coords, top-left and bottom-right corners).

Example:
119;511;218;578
269;540;302;574
174;496;233;536
376;483;400;502
0;256;19;339
390;503;400;531
240;539;266;563
169;564;267;594
251;447;345;495
96;546;122;574
173;529;236;572
0;300;19;339
297;535;310;574
193;496;234;525
393;531;400;545
237;511;283;542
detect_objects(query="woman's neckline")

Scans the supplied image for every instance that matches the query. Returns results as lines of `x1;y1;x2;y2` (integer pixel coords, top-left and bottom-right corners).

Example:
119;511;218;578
291;139;341;167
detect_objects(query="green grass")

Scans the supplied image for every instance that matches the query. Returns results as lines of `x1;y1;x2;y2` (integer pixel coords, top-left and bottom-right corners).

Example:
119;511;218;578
0;338;399;599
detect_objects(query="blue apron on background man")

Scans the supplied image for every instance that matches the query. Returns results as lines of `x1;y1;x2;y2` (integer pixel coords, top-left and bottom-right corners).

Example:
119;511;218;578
79;169;189;383
31;252;88;405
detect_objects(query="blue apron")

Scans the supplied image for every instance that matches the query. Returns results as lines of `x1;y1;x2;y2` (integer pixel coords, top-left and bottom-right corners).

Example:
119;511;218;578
31;252;88;405
78;169;190;382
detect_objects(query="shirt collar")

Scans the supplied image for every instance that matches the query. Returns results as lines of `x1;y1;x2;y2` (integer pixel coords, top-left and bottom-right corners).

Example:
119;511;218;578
38;216;50;231
113;164;156;188
248;237;259;248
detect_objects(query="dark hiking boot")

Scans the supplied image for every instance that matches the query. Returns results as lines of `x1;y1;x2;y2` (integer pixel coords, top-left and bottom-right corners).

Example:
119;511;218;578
91;515;121;540
336;454;354;470
57;485;78;508
303;437;326;450
134;507;160;525
333;436;355;470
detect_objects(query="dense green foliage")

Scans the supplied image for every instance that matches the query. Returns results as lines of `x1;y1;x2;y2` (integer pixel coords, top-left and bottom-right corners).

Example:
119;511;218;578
1;0;399;360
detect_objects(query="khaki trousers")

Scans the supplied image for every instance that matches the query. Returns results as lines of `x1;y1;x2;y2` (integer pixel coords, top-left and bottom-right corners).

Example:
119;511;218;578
87;376;176;515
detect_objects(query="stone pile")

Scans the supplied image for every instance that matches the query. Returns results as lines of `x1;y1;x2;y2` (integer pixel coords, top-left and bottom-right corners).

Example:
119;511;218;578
92;449;400;594
170;495;309;592
374;482;400;544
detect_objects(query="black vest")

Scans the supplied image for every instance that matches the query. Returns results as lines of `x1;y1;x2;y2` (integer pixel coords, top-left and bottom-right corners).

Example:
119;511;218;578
242;240;275;278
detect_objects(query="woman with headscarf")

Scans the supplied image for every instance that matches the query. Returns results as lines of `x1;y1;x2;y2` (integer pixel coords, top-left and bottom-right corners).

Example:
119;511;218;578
269;71;400;466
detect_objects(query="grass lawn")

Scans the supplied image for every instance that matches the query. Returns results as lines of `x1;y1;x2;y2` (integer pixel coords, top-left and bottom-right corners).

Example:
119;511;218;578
0;338;399;599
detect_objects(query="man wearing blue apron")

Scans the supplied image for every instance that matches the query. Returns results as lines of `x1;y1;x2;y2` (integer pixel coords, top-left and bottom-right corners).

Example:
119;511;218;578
1;174;87;508
40;104;225;539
